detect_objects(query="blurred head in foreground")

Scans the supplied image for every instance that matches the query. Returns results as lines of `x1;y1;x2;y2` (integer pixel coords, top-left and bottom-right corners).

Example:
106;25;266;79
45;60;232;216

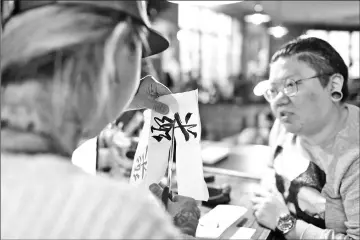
1;1;168;156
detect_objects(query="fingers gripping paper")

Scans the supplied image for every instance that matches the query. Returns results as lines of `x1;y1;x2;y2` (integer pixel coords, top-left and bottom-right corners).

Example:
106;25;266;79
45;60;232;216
130;90;209;201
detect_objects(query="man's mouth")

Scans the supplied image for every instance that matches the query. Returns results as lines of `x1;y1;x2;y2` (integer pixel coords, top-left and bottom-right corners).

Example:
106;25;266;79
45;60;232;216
279;111;293;119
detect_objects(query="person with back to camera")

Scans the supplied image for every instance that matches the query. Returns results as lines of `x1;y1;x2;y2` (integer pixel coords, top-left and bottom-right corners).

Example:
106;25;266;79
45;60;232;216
251;37;359;239
1;1;200;238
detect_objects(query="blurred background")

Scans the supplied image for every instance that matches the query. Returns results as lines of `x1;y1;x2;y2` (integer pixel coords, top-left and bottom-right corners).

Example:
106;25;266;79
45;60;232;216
119;0;359;144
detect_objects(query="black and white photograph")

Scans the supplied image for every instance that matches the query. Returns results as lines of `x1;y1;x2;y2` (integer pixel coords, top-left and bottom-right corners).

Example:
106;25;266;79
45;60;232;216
1;1;359;239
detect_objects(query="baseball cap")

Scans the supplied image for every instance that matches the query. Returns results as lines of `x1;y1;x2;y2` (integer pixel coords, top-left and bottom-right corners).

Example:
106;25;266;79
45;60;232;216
1;0;169;58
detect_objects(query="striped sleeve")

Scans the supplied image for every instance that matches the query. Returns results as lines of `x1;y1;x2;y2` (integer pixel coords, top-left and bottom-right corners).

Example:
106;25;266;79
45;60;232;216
1;171;180;239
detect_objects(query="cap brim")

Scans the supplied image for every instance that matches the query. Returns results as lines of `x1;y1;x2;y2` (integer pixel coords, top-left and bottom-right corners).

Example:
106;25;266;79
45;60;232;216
143;28;169;58
253;80;270;96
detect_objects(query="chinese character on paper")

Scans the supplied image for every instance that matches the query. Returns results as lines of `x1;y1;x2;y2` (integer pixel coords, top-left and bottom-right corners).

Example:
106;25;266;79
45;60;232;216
151;112;197;143
132;146;148;181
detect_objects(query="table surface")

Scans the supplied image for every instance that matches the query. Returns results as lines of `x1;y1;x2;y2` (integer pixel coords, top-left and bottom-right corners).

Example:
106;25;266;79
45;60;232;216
198;173;272;239
199;145;273;240
211;144;272;180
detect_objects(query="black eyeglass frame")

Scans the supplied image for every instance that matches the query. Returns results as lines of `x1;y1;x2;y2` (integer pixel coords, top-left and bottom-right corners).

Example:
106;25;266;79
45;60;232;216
264;73;335;101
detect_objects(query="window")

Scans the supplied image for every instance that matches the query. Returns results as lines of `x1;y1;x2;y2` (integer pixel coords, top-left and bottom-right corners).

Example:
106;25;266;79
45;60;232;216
350;31;359;79
328;31;350;66
305;29;360;78
178;5;242;90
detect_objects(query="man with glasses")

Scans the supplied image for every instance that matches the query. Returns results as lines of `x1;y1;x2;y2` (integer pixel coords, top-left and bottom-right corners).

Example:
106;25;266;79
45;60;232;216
250;37;359;240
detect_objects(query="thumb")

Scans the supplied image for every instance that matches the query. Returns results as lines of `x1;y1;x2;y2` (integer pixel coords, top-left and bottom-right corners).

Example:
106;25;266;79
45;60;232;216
144;98;169;115
153;81;172;96
149;183;164;199
142;75;172;96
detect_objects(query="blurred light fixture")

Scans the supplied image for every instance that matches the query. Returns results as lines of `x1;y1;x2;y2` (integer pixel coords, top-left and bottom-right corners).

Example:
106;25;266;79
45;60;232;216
253;3;263;12
244;3;270;25
167;1;242;7
244;13;271;25
176;29;186;41
267;1;288;38
268;25;288;38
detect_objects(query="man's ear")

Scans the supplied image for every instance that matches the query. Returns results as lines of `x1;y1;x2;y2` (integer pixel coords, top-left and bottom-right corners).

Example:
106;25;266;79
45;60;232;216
329;73;344;93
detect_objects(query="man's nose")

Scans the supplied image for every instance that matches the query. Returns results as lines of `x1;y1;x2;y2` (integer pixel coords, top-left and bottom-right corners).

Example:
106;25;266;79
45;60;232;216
273;91;290;106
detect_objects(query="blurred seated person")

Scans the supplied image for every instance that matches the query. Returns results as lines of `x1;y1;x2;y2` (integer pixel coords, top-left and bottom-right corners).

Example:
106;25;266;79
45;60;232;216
251;37;359;239
237;110;274;145
1;1;199;238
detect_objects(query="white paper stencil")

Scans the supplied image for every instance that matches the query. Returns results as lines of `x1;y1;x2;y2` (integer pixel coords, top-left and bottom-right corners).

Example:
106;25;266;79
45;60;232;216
130;90;209;201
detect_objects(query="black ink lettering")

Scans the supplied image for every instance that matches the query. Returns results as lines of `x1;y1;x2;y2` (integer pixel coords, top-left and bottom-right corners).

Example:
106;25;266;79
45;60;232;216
151;112;198;142
132;146;148;180
151;116;174;142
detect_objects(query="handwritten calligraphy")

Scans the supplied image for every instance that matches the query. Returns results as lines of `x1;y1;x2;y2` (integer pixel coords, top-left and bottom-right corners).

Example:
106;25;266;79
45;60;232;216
151;112;197;142
132;146;148;181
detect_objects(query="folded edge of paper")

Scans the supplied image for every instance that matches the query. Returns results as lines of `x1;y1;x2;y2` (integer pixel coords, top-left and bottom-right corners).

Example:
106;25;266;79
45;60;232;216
196;205;248;238
71;137;98;175
171;90;209;201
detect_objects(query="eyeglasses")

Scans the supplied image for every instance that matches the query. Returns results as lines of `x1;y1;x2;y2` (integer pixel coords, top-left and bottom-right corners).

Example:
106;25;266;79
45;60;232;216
264;73;333;102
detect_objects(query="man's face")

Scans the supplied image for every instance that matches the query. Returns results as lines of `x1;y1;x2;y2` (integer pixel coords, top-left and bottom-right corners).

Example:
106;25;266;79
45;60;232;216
268;56;332;135
111;33;142;118
88;29;142;139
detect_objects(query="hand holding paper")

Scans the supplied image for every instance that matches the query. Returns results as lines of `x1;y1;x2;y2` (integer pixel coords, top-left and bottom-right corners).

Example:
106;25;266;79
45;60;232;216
127;75;171;114
130;90;209;201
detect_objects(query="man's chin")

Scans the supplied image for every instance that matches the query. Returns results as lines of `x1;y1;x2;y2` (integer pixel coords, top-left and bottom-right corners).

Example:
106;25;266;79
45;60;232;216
282;122;301;134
